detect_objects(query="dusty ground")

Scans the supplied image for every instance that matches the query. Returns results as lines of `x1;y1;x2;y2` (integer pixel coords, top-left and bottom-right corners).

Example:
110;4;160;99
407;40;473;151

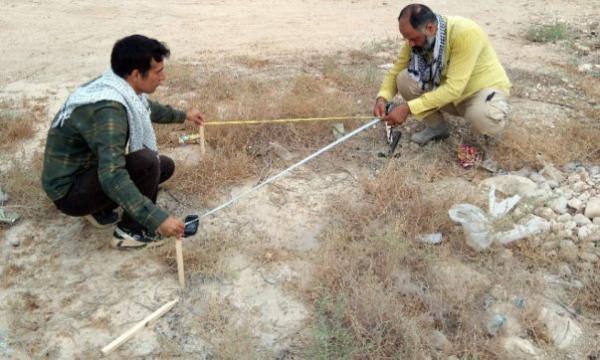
1;0;599;359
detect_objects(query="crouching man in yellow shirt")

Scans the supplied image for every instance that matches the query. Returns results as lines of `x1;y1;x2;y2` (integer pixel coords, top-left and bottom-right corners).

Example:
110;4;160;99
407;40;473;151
373;3;511;150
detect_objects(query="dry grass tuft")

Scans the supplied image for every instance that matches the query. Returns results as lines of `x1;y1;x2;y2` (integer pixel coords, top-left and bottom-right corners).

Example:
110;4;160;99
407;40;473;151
303;158;497;358
0;151;53;219
0;99;40;149
494;120;600;169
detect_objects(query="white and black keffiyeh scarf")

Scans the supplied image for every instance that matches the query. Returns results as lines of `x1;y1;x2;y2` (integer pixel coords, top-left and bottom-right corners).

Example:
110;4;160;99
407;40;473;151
407;15;447;91
52;69;157;152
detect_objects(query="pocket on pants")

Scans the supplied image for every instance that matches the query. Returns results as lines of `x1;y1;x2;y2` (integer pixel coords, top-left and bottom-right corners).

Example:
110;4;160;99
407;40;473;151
485;95;509;124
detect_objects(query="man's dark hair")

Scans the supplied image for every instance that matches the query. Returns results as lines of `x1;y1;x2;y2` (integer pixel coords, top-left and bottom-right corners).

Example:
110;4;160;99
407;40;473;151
398;4;437;29
111;34;171;78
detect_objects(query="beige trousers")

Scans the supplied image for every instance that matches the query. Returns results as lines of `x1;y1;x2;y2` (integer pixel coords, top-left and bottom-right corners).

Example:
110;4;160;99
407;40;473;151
396;70;509;136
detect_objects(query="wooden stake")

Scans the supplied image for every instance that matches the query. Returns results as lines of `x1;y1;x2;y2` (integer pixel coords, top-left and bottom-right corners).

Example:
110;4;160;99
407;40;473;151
101;298;179;356
199;125;206;155
175;239;185;288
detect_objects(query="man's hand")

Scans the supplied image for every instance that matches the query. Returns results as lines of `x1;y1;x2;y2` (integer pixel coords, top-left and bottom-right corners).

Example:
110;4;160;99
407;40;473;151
158;216;185;238
382;103;410;126
373;97;387;118
186;109;205;126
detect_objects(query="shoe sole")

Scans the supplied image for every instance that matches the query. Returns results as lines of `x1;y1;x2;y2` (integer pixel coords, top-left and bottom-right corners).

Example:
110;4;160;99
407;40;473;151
412;132;450;146
84;215;117;229
111;236;167;250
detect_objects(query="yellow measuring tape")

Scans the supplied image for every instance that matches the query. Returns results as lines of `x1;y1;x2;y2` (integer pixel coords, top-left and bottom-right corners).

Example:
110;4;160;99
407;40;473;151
203;115;372;126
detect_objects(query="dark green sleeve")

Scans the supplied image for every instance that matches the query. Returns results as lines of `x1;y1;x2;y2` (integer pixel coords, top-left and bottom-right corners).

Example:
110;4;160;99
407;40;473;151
79;104;169;232
149;100;186;124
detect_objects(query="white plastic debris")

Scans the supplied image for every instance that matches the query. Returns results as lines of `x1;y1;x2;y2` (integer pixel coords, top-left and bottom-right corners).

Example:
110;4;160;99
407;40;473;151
418;233;443;244
449;187;550;251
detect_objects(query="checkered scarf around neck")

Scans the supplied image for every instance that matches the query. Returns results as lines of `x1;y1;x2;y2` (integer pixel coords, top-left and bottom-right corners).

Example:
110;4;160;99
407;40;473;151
52;69;157;152
407;15;447;91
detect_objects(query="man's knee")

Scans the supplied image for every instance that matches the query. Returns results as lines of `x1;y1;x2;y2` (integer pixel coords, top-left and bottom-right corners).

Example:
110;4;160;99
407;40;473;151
126;149;160;178
396;70;423;101
464;89;509;136
159;155;175;183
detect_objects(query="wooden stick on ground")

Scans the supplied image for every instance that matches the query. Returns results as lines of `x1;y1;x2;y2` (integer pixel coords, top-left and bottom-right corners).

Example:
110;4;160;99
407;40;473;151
101;298;179;356
199;125;206;155
175;239;185;288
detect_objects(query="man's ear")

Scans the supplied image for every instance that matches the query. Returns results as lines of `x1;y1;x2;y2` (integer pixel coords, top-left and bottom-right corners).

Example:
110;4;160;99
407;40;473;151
426;22;437;36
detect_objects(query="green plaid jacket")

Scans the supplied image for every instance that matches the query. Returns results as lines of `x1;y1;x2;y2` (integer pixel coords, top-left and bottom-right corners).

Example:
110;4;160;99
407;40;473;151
42;100;186;232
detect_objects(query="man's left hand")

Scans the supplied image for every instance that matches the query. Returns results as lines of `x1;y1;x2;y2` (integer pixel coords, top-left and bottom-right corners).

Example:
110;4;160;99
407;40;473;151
186;109;205;126
382;103;410;126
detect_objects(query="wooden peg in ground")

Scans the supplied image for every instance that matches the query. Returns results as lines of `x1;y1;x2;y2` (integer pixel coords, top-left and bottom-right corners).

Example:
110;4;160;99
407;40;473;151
175;238;185;288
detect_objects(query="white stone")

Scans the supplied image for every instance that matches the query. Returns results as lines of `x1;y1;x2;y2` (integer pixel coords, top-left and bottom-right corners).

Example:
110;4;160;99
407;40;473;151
557;214;572;223
594;217;600;225
579;252;598;263
538;304;582;349
534;207;556;220
567;198;584;212
567;174;581;183
541;240;559;250
540;164;565;183
572;181;588;193
547;197;568;214
503;337;541;359
558;263;572;278
430;330;451;351
551;221;564;233
577;225;600;242
546;180;559;189
584;197;600;218
573;214;592;226
529;173;546;183
479;175;537;197
418;233;443;244
578;192;591;203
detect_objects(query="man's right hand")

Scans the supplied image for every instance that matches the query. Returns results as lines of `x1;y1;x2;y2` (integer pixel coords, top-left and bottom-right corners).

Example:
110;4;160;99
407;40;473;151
158;216;184;238
373;97;387;118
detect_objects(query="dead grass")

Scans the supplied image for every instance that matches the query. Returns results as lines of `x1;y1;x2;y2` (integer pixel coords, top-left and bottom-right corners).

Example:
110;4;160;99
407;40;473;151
493;120;600;169
0;99;40;150
301;158;501;358
0;151;53;219
153;59;376;203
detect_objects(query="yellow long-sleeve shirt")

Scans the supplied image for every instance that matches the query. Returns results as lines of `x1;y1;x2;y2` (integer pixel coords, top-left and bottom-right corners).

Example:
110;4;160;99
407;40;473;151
377;16;511;119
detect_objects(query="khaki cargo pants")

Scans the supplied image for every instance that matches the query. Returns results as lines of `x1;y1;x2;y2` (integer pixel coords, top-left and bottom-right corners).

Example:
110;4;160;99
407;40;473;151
396;70;509;136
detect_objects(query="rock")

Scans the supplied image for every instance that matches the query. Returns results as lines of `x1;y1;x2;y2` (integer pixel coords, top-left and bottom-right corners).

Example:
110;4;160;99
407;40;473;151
573;214;592;226
579;252;598;263
578;192;591;203
578;63;593;73
541;240;559;250
572;181;588;193
584;197;600;218
546;180;559;189
8;237;20;247
511;167;532;178
557;213;572;223
0;188;8;203
567;198;584;212
558;263;572;278
480;175;537;197
534;207;556;221
529;173;546;183
540;164;565;183
578;225;600;242
538;304;582;349
567;174;581;184
430;330;452;351
594;217;600;225
547;197;568;214
503;337;542;359
564;162;579;172
559;240;577;261
551;221;565;233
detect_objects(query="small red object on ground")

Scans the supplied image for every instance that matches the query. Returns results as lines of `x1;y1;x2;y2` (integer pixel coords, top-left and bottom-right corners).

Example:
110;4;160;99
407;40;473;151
457;143;481;169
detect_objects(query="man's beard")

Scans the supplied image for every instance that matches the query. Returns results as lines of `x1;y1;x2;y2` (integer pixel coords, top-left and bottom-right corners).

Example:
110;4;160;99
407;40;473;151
412;34;436;56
